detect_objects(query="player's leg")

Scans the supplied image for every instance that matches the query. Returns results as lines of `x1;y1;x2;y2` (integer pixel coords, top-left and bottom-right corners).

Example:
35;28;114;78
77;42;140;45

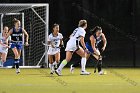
54;52;60;69
15;43;23;74
0;53;2;67
48;55;55;74
1;52;7;66
94;49;102;73
70;53;91;73
76;48;90;75
55;51;73;76
12;47;20;74
92;49;104;75
70;61;79;73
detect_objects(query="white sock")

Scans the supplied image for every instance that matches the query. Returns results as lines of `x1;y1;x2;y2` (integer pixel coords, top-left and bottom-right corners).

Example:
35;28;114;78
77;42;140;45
57;60;67;71
0;62;2;66
49;63;54;72
53;61;57;66
81;57;86;72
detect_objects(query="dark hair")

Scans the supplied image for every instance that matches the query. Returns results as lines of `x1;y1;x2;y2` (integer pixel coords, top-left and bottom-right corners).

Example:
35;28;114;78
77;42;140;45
13;18;20;24
90;26;102;35
52;23;59;29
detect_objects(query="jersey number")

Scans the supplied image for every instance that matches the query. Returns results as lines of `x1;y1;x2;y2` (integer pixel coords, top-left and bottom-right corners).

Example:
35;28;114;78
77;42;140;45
71;30;78;36
16;37;19;41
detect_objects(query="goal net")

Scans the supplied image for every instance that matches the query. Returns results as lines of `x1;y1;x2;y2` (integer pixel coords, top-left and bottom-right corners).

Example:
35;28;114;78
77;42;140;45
0;4;49;68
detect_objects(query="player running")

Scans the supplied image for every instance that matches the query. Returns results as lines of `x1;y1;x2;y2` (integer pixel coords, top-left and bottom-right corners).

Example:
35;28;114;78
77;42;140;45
70;26;107;75
0;26;10;67
48;24;64;74
6;18;29;74
55;20;90;76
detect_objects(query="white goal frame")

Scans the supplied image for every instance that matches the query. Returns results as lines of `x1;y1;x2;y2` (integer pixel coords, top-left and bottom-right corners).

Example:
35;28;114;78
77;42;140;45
0;4;49;68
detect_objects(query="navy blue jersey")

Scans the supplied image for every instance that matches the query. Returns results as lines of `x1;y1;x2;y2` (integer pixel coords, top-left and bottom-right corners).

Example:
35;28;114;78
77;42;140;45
11;27;23;42
86;34;102;48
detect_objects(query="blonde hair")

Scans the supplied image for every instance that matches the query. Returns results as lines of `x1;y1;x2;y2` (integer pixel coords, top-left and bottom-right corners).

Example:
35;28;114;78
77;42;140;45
78;20;87;27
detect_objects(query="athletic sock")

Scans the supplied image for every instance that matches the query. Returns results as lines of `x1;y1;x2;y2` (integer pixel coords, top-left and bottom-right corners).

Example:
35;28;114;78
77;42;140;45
53;61;57;66
57;60;67;71
14;59;19;69
97;60;102;72
49;63;54;72
53;61;58;69
0;58;2;66
81;57;86;72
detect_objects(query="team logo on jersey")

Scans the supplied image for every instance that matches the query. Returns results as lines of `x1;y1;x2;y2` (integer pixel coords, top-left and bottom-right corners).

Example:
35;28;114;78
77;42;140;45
12;33;22;37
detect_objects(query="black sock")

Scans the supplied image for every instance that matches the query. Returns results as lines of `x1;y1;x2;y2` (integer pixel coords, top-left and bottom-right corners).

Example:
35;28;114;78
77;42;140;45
97;60;102;72
14;59;19;69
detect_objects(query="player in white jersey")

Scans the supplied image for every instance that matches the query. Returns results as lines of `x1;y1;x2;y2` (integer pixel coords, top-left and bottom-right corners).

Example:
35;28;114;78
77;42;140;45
55;20;91;76
48;24;64;74
0;26;10;67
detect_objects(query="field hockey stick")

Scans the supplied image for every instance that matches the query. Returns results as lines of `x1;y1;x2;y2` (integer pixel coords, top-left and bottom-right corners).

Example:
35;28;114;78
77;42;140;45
42;41;65;49
88;50;103;73
42;41;61;49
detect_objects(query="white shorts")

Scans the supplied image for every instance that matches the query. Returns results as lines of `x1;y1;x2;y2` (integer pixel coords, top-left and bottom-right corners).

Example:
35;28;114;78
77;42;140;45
0;47;8;54
65;40;80;52
48;47;60;55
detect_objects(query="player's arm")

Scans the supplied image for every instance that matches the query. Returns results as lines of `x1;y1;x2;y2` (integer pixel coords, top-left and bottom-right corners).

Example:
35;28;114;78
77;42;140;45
5;29;13;39
60;39;64;47
60;34;64;48
22;28;29;46
80;36;87;50
0;40;9;48
48;41;51;45
101;33;107;51
90;35;100;56
47;35;54;47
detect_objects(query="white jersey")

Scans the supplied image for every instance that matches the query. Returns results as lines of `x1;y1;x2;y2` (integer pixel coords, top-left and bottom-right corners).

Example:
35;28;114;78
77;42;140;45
0;37;8;54
48;33;63;55
65;27;86;51
69;27;86;42
48;33;63;48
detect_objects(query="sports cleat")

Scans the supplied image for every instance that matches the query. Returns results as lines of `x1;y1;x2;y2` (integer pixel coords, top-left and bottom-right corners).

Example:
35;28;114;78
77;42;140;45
50;72;54;75
55;70;62;76
70;64;74;74
80;71;91;75
16;68;20;74
98;70;106;75
50;70;54;75
16;72;20;74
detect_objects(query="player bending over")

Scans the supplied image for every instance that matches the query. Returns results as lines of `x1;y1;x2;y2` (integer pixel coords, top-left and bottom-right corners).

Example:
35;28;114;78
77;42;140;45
48;24;64;74
55;20;90;76
6;18;29;74
70;26;107;75
0;26;10;67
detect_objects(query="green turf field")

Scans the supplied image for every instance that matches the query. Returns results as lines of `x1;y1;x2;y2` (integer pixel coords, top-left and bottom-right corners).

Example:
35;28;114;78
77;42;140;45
0;68;139;93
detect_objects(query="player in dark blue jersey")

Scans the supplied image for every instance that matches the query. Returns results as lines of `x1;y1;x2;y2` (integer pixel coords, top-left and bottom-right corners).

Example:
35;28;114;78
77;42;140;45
70;26;107;75
7;18;29;74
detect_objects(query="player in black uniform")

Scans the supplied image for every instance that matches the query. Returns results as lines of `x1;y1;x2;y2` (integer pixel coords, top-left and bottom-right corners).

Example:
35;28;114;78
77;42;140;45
7;18;29;74
70;26;107;75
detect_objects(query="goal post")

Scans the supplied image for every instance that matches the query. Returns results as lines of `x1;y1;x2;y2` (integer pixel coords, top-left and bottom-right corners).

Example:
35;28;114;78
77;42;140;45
0;4;49;68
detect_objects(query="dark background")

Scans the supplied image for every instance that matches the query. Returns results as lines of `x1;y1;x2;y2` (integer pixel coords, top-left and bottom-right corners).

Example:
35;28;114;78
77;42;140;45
1;0;140;67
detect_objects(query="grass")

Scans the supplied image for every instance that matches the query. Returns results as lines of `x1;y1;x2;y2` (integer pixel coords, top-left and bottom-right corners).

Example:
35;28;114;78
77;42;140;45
0;68;140;93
